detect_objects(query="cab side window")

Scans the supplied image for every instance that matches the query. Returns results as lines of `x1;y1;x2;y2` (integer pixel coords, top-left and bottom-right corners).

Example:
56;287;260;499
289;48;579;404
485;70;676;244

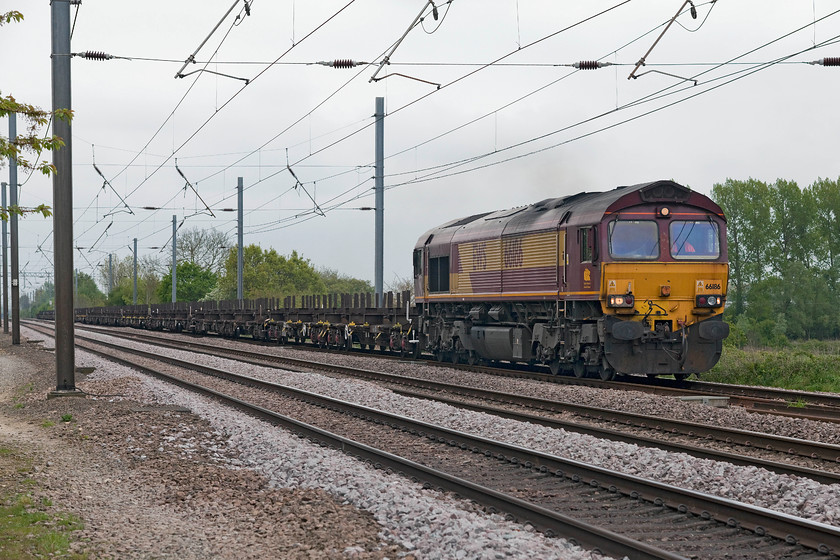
579;227;597;263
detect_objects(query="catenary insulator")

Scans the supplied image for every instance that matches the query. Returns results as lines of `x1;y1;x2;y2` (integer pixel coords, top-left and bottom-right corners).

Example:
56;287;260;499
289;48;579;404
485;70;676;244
316;59;365;68
573;61;611;70
810;57;839;66
78;51;113;61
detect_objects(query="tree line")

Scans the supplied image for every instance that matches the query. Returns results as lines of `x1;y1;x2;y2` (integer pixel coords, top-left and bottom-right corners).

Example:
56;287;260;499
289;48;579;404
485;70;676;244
22;226;379;317
712;177;840;345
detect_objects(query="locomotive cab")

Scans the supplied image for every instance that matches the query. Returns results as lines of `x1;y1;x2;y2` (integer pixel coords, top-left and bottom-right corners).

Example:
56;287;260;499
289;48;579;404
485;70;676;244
600;202;729;377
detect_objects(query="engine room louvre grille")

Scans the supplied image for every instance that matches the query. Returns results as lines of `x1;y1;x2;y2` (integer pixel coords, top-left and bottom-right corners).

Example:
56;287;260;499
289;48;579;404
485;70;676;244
429;256;450;292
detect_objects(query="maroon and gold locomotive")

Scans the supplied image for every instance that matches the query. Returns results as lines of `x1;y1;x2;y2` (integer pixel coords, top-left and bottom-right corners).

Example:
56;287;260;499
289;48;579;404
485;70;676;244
413;180;729;380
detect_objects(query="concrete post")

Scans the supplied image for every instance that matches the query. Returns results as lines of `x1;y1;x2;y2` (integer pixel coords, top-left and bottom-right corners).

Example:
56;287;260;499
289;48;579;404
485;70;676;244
374;97;384;303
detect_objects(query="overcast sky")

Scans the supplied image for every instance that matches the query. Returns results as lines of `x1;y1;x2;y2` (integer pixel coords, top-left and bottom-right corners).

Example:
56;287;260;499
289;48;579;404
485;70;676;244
2;0;839;296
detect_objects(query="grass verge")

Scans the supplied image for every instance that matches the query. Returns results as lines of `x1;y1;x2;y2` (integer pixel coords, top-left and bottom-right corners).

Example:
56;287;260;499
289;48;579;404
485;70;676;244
0;446;87;560
704;341;840;393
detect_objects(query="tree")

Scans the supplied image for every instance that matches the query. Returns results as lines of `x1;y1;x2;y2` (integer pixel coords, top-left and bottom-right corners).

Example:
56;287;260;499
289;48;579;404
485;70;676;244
711;178;772;316
97;254;163;305
157;261;218;303
1;11;70;221
766;179;816;271
386;273;414;301
23;281;55;318
214;246;326;300
177;227;230;274
714;176;840;343
75;272;105;308
318;267;373;295
810;177;840;274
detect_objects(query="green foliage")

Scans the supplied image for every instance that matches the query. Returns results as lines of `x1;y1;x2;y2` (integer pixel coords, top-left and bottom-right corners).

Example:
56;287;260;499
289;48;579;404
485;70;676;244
1;11;24;25
21;282;54;318
214;246;325;300
319;267;374;295
74;272;105;308
0;492;86;560
99;254;162;306
0;88;72;179
210;247;375;301
60;414;72;423
712;177;840;343
706;341;840;393
158;261;218;302
105;283;133;306
0;12;76;221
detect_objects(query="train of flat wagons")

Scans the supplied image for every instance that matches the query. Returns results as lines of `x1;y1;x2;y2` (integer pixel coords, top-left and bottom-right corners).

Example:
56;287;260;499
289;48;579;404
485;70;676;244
59;180;729;381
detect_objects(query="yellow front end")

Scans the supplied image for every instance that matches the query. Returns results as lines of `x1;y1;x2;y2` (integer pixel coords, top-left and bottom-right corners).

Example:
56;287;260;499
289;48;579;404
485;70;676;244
601;262;728;328
599;262;730;375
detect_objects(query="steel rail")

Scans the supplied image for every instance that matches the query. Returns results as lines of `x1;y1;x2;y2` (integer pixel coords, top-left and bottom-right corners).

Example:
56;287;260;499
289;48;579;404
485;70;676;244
57;329;686;560
59;323;840;467
63;319;840;422
33;323;840;557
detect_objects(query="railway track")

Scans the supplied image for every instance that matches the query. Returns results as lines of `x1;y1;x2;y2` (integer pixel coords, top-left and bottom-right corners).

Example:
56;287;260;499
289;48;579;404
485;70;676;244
448;364;840;423
26;321;840;558
54;319;840;423
47;322;840;483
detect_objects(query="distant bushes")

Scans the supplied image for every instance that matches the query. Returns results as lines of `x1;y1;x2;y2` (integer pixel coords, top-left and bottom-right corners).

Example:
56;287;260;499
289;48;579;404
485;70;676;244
705;339;840;393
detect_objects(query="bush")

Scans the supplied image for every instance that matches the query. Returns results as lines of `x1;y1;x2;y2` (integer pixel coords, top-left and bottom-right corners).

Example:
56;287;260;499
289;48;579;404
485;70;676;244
706;342;840;392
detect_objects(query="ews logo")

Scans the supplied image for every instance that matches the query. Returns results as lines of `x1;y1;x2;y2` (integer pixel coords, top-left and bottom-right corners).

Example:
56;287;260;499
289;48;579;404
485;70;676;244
504;238;523;268
472;242;487;271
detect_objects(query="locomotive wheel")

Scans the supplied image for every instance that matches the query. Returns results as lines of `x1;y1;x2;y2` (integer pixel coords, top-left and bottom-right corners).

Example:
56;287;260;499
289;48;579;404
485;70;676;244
674;373;689;382
549;360;561;376
572;360;586;378
466;351;479;366
450;351;460;365
435;350;447;362
599;365;616;381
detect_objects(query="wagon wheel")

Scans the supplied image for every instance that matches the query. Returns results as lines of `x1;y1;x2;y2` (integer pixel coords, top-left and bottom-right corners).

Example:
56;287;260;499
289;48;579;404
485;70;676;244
466;351;479;366
450;350;460;365
435;349;447;362
549;360;562;376
674;373;689;383
572;360;586;378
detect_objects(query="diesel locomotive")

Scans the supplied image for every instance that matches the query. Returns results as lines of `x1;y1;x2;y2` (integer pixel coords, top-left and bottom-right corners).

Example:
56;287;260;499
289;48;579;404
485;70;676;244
63;179;729;381
413;179;729;380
